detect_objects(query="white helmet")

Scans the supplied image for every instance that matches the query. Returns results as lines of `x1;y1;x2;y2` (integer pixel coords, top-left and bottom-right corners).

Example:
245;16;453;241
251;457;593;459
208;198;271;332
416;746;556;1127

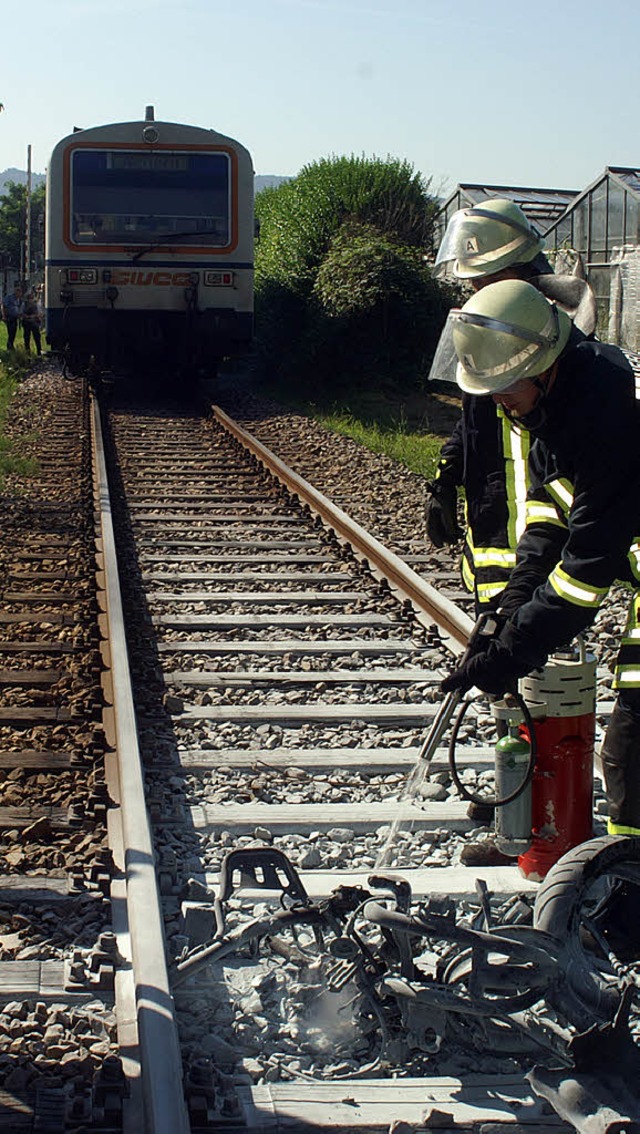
435;198;544;280
449;279;572;395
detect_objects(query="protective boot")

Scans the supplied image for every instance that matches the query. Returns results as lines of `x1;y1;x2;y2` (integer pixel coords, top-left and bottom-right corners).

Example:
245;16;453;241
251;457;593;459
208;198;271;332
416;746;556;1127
466;801;495;824
600;695;640;833
460;840;517;867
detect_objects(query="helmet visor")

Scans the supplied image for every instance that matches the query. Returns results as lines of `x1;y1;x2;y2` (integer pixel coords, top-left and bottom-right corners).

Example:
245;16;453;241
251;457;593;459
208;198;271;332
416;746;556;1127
427;316;459;384
434;207;541;279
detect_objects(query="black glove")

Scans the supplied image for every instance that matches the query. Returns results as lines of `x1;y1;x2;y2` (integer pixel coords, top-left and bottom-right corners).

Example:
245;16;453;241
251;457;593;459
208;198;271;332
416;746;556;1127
441;641;518;696
425;479;462;547
441;622;547;696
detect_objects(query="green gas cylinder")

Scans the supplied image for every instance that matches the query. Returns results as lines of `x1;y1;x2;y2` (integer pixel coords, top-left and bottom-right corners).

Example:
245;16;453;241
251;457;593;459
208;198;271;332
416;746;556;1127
495;729;532;856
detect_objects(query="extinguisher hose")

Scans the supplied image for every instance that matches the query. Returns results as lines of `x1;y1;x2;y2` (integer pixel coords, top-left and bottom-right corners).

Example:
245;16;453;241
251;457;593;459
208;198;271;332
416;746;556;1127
447;692;537;808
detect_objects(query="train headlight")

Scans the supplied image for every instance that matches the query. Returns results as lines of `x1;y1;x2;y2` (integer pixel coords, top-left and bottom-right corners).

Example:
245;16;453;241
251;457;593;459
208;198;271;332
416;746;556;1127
65;268;97;285
204;271;235;287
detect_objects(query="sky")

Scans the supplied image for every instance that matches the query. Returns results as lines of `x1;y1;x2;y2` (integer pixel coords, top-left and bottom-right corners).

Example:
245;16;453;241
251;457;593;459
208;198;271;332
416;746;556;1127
1;0;637;199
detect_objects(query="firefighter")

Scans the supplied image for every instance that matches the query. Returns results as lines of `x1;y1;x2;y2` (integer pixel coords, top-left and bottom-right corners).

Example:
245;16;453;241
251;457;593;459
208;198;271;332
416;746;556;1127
428;200;597;854
427;198;596;612
441;279;640;838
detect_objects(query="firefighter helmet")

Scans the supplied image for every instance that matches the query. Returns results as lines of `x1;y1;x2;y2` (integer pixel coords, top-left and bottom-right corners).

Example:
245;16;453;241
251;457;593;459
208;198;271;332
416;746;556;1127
435;198;544;280
450;279;572;395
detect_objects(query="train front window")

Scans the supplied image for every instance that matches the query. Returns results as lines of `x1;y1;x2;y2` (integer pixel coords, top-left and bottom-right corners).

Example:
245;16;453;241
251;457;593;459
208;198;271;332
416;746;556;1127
69;149;231;246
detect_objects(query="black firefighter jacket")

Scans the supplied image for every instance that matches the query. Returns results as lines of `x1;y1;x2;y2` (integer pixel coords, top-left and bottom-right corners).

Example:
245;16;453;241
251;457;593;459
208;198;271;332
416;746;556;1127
496;334;640;678
437;396;530;607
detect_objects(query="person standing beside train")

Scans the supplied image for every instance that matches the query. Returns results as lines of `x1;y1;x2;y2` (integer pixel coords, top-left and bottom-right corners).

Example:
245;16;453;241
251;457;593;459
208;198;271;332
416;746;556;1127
1;281;24;350
22;288;43;357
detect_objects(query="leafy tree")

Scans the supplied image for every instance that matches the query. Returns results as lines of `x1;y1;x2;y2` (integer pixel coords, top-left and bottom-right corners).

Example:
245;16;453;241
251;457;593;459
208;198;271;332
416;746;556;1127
256;155;438;295
0;181;46;272
255;156;454;390
315;221;436;318
309;223;455;388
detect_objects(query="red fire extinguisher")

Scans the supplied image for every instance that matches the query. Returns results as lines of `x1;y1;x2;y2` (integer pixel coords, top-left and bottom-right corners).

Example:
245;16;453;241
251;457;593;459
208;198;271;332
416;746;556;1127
494;641;596;882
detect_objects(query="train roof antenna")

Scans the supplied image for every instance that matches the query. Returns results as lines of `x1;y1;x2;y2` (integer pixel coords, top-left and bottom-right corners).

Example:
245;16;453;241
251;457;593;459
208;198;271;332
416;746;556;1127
145;106;155;121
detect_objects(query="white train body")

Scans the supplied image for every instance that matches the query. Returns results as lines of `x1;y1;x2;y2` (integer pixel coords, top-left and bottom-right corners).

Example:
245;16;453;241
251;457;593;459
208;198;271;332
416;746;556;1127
45;110;254;373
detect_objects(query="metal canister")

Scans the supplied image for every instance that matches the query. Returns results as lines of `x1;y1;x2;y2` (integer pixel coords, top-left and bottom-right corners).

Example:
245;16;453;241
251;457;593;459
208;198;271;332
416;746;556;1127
495;729;533;856
517;645;595;881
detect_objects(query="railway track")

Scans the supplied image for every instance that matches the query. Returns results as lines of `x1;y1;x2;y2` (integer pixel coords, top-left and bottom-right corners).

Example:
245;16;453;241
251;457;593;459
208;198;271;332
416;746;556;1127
95;383;589;1133
0;371;122;1131
0;369;622;1132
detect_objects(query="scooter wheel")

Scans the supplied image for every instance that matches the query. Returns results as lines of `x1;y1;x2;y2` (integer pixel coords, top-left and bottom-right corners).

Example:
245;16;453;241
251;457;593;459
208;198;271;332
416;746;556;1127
533;834;640;1027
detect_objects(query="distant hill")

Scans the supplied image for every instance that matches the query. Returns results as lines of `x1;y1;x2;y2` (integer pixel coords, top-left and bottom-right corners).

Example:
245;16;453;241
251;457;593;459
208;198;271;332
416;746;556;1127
1;168;288;197
0;168;46;195
255;175;289;193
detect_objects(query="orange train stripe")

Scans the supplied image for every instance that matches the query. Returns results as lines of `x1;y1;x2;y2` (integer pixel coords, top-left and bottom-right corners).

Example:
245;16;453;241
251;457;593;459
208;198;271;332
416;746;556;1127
61;141;240;255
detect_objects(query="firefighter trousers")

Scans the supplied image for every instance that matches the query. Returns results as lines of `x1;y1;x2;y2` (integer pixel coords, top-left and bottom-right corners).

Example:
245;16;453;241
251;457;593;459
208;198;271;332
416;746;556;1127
601;688;640;834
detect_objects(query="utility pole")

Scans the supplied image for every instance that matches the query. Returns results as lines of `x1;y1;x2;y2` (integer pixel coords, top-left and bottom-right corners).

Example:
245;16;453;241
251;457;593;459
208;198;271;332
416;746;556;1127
25;143;32;284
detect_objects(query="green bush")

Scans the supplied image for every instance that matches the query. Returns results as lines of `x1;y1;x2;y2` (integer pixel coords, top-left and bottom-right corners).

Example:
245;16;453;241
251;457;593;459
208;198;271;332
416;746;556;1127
314;222;423;316
309;222;450;387
255;156;456;391
256;156;437;292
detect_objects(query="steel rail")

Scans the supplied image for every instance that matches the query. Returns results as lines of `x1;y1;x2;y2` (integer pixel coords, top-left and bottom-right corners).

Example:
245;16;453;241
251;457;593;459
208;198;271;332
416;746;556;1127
212;405;474;654
91;393;190;1134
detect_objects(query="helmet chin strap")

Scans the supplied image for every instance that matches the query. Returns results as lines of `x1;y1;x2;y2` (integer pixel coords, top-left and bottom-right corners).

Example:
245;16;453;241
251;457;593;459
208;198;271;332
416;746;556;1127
503;361;559;428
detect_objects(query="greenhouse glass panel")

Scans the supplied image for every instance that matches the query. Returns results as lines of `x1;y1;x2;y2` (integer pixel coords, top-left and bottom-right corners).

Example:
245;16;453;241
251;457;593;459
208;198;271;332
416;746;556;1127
588;266;613;339
573;201;588;255
625;193;640;245
552;215;572;250
608;183;625;250
589;182;607;254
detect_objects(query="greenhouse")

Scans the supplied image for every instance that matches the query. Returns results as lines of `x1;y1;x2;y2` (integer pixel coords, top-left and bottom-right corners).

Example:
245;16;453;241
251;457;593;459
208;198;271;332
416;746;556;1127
435;182;578;245
544;167;640;347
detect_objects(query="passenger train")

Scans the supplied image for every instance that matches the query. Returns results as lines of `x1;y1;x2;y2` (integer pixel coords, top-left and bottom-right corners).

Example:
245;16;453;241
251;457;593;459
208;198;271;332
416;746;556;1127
45;107;254;376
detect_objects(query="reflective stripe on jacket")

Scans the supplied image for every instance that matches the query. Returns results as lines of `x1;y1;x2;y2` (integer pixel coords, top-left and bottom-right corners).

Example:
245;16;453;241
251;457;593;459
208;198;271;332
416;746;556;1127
613;590;640;690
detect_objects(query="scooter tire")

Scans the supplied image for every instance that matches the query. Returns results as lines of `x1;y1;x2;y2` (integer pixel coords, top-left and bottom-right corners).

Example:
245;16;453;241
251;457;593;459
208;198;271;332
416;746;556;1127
533;834;640;1026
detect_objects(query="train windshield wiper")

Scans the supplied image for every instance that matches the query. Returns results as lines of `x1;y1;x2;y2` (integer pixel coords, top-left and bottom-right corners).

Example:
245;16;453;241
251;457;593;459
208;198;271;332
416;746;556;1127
132;229;220;262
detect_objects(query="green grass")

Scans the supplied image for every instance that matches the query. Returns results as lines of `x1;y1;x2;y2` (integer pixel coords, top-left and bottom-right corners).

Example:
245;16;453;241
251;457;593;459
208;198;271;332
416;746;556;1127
0;320;40;484
257;375;461;481
314;407;444;478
